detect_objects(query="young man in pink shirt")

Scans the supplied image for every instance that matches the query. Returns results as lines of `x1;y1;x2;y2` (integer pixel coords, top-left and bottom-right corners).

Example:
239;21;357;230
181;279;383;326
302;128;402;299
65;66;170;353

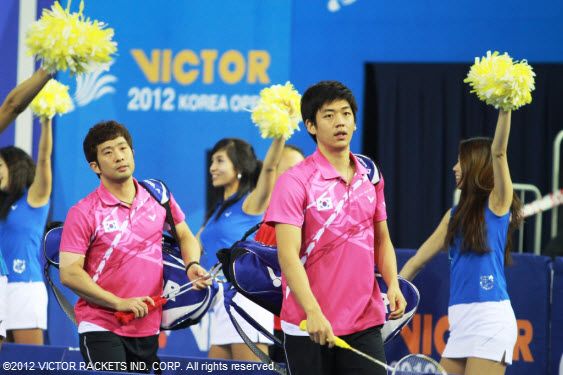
266;81;406;375
59;121;206;372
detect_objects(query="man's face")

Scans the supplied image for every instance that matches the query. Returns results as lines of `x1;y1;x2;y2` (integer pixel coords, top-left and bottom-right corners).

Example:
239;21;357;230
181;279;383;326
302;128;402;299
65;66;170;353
90;136;135;183
306;99;355;151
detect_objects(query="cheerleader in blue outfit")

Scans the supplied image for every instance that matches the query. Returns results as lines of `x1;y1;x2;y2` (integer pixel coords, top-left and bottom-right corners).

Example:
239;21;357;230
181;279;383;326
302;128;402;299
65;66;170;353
198;137;285;361
0;118;53;345
400;110;522;375
0;68;52;346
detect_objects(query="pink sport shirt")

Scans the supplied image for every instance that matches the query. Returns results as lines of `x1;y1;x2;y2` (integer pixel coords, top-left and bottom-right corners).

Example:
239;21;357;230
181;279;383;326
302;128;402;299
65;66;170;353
265;150;387;336
60;178;185;337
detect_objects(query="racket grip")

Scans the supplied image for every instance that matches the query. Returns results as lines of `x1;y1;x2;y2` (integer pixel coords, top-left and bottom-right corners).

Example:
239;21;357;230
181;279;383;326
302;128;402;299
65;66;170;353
299;320;351;349
115;295;167;325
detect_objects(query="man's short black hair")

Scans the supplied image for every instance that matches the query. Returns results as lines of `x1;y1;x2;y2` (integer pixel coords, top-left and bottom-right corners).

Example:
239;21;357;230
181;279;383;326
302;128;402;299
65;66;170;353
300;80;357;143
83;120;133;163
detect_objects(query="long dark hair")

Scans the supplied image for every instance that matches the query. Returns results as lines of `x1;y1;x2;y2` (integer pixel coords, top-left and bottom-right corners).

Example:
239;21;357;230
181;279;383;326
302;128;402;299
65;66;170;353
0;146;35;219
205;138;262;223
444;137;522;264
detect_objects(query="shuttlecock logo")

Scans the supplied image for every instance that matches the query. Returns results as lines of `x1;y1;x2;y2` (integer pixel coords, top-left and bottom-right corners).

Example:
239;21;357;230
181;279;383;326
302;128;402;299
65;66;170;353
74;62;117;107
327;0;358;12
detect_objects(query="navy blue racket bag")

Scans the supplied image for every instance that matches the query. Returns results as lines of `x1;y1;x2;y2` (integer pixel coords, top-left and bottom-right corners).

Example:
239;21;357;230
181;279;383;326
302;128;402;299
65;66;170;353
161;236;220;330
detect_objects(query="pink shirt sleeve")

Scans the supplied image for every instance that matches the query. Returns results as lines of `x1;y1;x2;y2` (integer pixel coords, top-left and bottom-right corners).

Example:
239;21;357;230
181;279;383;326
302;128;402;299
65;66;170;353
373;176;387;223
265;173;306;227
168;193;186;225
60;205;94;255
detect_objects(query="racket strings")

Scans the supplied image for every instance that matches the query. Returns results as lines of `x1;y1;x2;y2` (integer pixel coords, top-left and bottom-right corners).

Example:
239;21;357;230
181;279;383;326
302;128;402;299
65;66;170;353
393;354;447;375
162;262;223;300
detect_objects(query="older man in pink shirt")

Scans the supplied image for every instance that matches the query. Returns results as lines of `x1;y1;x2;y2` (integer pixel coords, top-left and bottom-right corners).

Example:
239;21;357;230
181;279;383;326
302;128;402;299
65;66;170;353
59;121;205;372
266;81;406;375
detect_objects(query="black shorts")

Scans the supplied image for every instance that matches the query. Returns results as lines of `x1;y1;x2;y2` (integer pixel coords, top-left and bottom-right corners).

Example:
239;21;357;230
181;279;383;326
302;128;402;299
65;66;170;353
79;331;159;373
269;329;287;364
284;325;386;375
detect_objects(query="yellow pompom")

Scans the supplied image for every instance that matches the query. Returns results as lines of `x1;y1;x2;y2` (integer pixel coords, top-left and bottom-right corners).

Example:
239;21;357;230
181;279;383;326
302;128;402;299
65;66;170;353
30;79;74;119
464;51;535;111
251;82;302;139
25;1;117;74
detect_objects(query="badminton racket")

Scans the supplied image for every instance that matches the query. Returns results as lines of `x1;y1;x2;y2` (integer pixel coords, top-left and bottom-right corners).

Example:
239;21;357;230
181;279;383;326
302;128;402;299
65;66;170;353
299;321;447;375
115;263;222;324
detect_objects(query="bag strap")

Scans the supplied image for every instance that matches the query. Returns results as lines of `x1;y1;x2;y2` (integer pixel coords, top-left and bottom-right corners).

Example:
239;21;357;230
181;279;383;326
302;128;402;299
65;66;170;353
43;226;77;325
223;286;286;374
241;221;262;241
354;153;381;185
44;261;77;325
139;179;179;244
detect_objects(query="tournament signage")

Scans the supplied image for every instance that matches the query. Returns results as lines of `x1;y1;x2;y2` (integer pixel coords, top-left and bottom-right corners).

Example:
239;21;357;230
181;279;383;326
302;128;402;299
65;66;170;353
128;48;270;112
52;1;291;228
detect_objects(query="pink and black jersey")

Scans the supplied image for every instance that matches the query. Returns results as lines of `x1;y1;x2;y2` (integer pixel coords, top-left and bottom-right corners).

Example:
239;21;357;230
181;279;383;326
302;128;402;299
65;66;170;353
265;150;387;336
60;178;185;337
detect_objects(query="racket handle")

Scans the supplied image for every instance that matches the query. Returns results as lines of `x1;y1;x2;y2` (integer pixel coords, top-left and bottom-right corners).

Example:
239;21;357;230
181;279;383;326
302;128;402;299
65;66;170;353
298;320;351;349
115;295;167;325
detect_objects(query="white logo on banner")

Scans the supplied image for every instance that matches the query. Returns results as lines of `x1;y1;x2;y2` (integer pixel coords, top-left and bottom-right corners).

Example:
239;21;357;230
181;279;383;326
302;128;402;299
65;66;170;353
327;0;358;12
74;62;117;107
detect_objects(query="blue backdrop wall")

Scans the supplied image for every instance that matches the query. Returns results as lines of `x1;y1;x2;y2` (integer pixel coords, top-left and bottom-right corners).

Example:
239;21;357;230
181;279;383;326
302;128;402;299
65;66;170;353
0;1;562;373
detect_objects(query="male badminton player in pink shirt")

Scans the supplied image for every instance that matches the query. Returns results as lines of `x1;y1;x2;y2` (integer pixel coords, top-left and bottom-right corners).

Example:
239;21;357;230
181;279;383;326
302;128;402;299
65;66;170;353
266;81;406;375
59;121;205;372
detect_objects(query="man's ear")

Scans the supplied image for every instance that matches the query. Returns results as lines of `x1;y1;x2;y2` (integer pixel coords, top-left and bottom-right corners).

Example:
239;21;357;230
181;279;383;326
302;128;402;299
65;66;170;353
89;161;101;175
305;119;317;136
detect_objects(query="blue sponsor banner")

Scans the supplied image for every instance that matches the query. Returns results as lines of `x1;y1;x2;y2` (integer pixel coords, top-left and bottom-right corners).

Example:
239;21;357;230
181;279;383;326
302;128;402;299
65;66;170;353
389;250;550;375
53;0;292;233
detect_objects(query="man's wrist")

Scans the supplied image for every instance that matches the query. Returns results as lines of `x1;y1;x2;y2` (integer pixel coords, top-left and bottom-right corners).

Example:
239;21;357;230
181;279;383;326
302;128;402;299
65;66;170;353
185;261;200;273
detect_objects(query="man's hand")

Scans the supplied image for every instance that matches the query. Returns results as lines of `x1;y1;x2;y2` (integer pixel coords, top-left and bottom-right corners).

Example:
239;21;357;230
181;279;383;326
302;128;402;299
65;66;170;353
114;296;155;318
386;283;406;320
305;309;336;348
187;264;211;290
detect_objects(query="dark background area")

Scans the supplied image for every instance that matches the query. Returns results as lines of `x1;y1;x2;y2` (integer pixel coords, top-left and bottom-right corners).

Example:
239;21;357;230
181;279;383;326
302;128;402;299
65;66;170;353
362;63;563;252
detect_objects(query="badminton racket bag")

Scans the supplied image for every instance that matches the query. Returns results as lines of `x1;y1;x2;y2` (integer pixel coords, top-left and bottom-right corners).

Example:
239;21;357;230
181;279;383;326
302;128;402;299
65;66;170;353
140;179;221;330
216;223;282;315
160;235;220;330
218;235;420;342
